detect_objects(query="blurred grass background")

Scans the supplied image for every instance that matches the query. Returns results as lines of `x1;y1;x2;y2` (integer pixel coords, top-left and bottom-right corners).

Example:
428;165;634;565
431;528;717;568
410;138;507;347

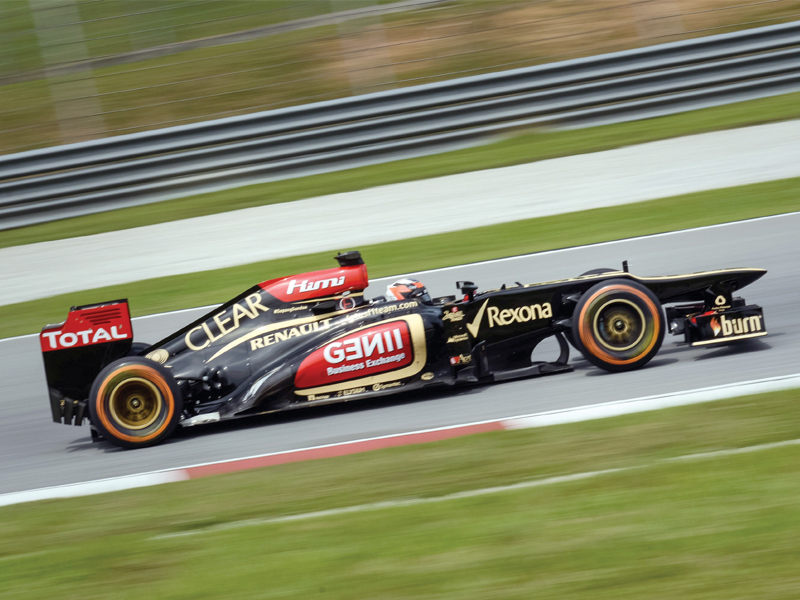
1;4;799;596
0;0;405;73
1;388;798;598
2;0;799;153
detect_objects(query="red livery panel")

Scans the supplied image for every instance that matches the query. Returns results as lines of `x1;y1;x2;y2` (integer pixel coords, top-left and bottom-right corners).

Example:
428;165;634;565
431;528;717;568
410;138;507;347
260;263;368;303
40;301;132;353
295;320;413;389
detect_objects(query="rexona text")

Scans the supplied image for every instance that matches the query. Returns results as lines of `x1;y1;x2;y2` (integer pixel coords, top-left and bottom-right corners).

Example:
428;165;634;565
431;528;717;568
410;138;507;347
286;276;345;295
185;293;269;351
488;303;552;327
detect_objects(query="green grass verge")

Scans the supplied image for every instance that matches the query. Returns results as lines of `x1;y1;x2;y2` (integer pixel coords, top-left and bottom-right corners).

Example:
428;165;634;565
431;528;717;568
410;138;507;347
2;176;798;340
3;90;800;250
1;388;799;598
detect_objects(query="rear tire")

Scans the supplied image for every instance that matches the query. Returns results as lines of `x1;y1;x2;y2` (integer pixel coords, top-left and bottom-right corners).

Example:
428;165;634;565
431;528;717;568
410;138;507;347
571;279;664;372
128;342;150;356
88;358;182;449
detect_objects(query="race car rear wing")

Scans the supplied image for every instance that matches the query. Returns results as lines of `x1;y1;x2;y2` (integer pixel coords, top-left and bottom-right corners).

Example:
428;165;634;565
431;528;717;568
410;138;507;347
40;300;133;425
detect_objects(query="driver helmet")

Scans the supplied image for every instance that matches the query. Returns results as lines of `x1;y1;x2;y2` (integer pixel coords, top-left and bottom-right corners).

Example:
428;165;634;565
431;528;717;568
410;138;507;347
385;278;432;304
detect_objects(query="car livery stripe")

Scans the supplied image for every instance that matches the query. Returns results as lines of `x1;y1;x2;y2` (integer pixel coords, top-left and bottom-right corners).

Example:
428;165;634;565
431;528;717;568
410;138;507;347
204;307;355;363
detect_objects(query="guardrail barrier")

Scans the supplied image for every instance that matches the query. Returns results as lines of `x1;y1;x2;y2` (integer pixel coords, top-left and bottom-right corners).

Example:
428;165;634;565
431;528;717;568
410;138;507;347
1;21;799;230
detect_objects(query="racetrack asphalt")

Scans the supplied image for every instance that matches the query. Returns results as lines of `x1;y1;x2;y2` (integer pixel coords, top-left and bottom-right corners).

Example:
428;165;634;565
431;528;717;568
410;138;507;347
0;213;797;495
2;120;799;305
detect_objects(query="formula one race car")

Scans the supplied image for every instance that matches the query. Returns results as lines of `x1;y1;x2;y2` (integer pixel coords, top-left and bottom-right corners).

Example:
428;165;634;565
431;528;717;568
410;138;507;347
41;251;767;449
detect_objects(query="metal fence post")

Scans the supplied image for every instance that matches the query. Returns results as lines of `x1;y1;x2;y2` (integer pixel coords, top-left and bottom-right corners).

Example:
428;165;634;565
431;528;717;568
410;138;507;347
29;0;106;144
333;0;397;95
631;0;685;41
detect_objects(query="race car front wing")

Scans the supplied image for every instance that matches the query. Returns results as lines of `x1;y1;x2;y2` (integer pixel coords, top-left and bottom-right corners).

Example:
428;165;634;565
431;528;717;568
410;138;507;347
667;300;767;347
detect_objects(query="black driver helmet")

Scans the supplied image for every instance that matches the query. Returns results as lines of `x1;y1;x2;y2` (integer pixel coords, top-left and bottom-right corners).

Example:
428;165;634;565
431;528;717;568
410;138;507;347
385;278;432;304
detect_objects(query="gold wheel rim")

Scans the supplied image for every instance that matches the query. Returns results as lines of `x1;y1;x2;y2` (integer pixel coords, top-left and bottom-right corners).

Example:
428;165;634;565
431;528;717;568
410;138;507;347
593;299;646;352
108;377;163;430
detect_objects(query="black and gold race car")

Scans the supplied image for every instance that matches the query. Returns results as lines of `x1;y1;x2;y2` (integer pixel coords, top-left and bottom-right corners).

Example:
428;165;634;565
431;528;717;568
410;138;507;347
41;251;767;449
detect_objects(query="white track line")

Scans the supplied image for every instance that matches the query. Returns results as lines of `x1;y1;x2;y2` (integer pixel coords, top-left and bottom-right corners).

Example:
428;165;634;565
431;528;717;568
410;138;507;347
666;438;800;462
0;550;51;563
2;211;797;344
502;373;800;429
0;471;188;508
1;374;798;509
153;469;625;540
153;436;800;540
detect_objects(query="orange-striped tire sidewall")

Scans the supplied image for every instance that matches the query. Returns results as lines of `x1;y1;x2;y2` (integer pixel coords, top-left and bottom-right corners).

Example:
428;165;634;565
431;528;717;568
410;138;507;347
95;364;175;444
577;284;661;367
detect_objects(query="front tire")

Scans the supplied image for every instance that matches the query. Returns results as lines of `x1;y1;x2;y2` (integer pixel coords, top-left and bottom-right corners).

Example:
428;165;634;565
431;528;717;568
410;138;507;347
88;358;182;449
571;279;664;372
565;269;618;352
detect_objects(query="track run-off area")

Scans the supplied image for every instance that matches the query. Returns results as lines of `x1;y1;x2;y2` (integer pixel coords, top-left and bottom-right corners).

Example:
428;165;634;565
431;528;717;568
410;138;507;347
1;213;798;498
3;120;800;305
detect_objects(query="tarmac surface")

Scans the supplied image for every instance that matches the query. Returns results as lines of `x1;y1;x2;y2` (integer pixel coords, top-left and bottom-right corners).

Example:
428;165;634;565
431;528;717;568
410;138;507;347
1;213;797;495
2;120;799;305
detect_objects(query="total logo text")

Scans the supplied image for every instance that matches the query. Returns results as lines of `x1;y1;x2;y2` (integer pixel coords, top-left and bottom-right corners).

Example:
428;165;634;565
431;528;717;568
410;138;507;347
42;326;129;350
